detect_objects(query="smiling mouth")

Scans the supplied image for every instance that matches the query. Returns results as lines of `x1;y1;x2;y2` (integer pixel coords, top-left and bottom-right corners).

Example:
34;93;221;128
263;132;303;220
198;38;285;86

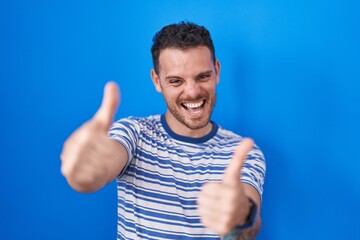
181;100;205;113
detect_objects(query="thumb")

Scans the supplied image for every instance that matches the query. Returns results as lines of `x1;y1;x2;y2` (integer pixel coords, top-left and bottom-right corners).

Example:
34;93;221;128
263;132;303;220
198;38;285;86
93;81;120;131
223;138;254;185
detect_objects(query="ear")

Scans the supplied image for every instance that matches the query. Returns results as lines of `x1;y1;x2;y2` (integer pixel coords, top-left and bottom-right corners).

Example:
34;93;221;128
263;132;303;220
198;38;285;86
215;59;221;84
150;69;162;93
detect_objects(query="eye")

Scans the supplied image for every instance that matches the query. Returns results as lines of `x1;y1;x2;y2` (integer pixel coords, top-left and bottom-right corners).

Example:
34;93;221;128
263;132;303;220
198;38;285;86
169;79;182;86
198;74;211;81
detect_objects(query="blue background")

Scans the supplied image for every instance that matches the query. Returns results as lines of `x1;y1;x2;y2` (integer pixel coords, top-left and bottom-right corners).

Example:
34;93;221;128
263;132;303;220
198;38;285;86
1;1;359;239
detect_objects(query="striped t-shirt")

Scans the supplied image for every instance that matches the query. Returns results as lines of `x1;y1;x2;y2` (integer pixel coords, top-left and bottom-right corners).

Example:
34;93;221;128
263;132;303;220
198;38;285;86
109;114;266;240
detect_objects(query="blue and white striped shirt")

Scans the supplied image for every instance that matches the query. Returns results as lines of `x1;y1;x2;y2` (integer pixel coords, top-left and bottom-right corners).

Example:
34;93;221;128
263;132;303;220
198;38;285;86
109;114;265;240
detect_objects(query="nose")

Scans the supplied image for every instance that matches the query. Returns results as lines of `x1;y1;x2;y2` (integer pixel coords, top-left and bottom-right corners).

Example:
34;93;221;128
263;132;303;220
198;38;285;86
184;82;202;98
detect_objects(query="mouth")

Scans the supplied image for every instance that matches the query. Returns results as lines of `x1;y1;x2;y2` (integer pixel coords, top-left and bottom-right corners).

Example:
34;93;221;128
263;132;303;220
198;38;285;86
181;100;206;115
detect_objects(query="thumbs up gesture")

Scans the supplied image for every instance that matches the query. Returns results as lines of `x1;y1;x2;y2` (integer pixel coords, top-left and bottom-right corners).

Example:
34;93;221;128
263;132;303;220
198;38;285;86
92;81;120;131
61;82;126;193
197;138;258;236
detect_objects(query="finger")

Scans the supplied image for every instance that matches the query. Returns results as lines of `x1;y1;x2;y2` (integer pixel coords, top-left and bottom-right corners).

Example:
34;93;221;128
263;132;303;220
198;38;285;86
198;182;222;201
93;81;120;131
223;138;254;185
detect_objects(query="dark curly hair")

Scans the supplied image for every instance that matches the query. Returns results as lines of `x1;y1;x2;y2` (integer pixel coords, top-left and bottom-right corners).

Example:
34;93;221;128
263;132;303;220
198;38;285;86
151;21;216;74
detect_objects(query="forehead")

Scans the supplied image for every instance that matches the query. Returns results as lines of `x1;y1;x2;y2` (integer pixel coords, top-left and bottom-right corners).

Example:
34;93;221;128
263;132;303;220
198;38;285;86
158;46;214;77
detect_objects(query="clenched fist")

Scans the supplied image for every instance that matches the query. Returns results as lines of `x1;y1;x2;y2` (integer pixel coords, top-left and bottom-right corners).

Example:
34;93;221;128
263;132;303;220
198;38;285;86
197;139;260;236
61;82;127;193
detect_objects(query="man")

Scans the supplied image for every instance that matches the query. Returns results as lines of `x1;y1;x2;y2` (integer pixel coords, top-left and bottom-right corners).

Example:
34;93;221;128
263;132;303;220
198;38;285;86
61;22;266;239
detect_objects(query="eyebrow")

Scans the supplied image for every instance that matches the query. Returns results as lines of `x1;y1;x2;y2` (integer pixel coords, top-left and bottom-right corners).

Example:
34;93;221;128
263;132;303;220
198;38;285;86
165;70;213;81
195;70;213;78
165;75;182;81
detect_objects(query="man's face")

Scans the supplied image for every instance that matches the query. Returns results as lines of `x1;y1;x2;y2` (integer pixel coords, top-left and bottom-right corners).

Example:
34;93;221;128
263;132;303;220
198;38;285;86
151;46;220;136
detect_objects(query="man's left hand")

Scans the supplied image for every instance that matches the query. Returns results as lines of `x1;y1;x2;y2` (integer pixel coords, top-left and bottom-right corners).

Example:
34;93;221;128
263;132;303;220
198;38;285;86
197;138;254;235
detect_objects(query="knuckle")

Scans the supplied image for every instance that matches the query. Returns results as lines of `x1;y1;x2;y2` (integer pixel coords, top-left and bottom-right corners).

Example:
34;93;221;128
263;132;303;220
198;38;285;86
197;193;204;204
200;182;210;191
217;221;232;235
201;182;217;193
60;164;68;177
216;225;227;235
77;129;92;144
222;204;233;214
197;208;204;218
200;216;213;230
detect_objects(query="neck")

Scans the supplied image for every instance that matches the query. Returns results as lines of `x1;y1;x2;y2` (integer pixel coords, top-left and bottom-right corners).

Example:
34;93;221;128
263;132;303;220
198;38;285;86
164;112;213;138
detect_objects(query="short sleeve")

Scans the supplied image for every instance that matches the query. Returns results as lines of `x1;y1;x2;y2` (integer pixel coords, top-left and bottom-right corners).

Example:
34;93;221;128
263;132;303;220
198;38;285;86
108;117;140;177
241;144;266;201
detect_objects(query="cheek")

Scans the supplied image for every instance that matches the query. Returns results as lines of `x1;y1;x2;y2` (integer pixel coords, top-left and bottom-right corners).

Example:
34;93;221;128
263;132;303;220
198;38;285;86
204;85;217;96
164;88;182;100
163;91;178;105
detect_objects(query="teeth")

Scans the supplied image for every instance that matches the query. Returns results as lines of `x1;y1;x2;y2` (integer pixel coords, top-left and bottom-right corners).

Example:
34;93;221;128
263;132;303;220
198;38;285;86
183;100;204;109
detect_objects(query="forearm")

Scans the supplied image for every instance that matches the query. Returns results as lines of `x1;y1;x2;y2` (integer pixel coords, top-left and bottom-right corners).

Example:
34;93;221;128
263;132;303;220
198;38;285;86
223;214;262;240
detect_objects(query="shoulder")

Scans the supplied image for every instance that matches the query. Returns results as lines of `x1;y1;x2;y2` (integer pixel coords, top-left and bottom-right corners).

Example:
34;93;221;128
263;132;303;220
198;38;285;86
113;114;161;128
110;114;163;135
214;125;264;158
213;125;243;145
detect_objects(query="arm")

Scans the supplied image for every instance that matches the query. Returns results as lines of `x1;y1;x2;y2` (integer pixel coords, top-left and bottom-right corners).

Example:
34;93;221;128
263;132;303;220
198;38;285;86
230;215;262;240
224;184;262;240
60;82;128;193
197;139;263;240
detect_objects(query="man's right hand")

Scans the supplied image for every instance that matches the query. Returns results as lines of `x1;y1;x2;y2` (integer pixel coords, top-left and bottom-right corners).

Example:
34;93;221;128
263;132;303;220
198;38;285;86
60;82;127;193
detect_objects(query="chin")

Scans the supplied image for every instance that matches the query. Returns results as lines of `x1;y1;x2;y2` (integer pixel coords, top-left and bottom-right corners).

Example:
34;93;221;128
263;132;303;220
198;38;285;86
184;116;211;130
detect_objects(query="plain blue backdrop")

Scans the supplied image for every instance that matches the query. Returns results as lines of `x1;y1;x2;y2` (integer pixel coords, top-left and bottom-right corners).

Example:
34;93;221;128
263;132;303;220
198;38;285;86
1;1;359;239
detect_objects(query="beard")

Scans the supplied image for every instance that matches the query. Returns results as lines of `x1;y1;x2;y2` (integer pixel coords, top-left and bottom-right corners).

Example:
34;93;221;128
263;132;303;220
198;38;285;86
164;92;216;131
